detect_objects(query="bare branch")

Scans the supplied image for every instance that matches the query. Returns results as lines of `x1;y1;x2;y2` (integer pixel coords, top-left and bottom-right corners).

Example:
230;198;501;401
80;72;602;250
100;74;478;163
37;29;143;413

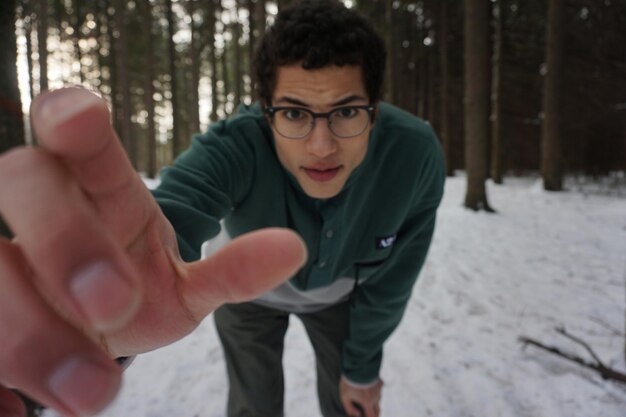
589;316;624;338
518;336;626;384
555;326;604;366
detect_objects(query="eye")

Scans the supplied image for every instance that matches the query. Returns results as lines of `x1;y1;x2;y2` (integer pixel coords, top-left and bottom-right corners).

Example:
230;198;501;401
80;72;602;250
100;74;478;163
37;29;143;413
335;107;358;118
281;109;306;121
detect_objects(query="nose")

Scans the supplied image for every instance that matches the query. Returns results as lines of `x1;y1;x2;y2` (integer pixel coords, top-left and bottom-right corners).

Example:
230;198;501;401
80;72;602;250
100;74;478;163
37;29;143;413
305;118;338;159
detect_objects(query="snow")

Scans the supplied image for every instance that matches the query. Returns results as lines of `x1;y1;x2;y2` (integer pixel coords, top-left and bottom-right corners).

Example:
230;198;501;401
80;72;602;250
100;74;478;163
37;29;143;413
44;173;626;417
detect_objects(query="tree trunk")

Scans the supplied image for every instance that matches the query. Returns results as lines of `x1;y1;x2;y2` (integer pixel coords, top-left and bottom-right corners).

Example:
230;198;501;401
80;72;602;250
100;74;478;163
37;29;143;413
384;0;395;103
38;0;49;92
208;0;219;121
408;16;419;115
142;0;157;178
221;15;231;115
541;0;564;191
463;0;493;211
113;0;135;167
22;1;35;101
233;2;242;108
106;3;121;135
427;42;437;127
490;0;505;184
439;0;453;176
1;0;25;154
276;0;292;12
255;0;266;46
71;0;84;84
18;0;35;145
188;1;201;135
166;0;182;158
418;22;427;117
1;0;24;239
95;0;107;96
247;0;256;101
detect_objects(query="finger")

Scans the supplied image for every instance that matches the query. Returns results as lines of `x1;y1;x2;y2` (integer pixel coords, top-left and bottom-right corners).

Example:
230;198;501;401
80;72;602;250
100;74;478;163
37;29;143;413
362;401;376;417
0;239;121;416
181;228;308;319
0;148;141;332
342;399;360;417
0;389;26;417
30;87;156;247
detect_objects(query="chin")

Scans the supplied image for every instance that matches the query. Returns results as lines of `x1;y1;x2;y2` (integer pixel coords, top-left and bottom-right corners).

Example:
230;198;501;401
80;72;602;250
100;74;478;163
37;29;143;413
301;183;342;199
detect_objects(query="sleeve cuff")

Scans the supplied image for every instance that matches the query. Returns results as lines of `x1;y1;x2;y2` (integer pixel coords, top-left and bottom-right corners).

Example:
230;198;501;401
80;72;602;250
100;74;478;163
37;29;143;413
341;375;381;388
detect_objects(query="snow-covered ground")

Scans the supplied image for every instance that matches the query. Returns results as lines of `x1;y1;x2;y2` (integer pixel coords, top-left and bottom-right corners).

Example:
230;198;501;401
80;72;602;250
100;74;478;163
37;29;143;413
45;173;626;417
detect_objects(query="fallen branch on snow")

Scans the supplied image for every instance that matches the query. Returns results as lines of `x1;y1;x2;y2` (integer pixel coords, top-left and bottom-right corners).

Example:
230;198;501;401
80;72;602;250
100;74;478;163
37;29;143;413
518;326;626;384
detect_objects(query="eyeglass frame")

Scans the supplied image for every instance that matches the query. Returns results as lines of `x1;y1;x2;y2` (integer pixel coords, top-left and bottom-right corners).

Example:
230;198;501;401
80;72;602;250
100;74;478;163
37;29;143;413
263;104;377;139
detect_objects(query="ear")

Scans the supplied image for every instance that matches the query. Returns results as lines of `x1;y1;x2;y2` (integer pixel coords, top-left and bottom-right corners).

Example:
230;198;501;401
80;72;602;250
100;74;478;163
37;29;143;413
261;102;275;127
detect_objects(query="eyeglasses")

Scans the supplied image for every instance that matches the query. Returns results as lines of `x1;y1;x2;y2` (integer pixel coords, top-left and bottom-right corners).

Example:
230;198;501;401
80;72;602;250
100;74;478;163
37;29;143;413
264;105;375;139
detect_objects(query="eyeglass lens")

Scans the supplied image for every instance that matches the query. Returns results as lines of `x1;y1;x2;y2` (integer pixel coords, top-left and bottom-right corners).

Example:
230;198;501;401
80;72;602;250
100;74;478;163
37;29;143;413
273;107;370;139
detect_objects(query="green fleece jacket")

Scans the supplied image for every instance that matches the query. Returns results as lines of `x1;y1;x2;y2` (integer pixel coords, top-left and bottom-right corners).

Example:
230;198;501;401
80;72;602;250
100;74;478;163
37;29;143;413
152;102;445;384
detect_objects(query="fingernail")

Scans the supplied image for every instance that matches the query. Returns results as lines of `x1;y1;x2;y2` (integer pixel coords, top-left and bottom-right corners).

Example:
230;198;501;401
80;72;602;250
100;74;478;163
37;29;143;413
71;261;137;331
48;357;120;416
37;89;101;127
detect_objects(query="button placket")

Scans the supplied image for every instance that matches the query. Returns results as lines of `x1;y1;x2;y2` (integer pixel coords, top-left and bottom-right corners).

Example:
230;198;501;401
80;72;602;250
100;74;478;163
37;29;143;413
316;204;338;272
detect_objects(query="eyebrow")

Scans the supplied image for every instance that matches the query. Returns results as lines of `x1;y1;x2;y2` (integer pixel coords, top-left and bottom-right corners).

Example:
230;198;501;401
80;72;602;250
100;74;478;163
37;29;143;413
273;94;369;108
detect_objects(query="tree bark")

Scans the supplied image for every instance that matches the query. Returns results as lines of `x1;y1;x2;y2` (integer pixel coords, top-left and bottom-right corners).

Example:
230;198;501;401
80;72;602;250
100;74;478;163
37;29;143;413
106;3;121;135
541;0;564;191
188;1;201;135
463;0;494;211
71;0;84;84
220;2;231;115
418;21;427;117
427;41;437;128
276;0;292;12
384;0;395;104
22;1;35;101
142;0;157;178
208;0;219;121
490;0;505;184
113;0;136;167
95;0;107;97
1;0;25;154
247;0;256;101
166;0;182;158
439;0;453;176
38;0;49;92
233;1;242;108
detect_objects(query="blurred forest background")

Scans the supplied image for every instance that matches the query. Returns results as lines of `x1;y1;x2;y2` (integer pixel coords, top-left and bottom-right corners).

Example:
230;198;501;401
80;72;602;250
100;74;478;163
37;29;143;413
1;0;625;206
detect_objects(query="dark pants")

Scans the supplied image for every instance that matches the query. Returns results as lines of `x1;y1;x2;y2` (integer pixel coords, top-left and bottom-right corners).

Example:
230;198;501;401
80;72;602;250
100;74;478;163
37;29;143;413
214;300;351;417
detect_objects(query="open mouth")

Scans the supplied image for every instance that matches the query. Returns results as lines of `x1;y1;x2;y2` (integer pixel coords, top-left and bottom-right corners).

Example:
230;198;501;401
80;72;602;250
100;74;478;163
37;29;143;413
303;166;342;182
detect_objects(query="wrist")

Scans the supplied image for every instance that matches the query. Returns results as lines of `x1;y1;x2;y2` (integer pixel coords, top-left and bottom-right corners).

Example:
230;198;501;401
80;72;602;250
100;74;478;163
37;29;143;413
341;374;380;389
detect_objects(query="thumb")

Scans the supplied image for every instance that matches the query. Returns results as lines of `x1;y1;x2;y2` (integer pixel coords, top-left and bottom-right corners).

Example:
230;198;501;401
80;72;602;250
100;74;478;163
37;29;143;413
179;228;307;319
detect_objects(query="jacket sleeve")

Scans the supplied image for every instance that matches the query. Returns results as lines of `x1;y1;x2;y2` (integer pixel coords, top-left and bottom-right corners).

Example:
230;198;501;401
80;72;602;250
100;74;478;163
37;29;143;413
151;119;257;262
341;141;445;384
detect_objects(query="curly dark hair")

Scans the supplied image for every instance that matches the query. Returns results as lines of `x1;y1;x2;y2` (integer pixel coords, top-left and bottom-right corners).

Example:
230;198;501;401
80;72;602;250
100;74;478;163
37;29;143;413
253;0;386;106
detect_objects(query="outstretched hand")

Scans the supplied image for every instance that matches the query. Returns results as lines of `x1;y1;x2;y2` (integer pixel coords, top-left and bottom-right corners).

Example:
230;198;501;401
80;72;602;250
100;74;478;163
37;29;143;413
0;88;307;417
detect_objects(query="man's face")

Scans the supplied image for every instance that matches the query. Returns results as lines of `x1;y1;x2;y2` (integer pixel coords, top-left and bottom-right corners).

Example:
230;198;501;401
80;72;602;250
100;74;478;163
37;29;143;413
268;65;374;199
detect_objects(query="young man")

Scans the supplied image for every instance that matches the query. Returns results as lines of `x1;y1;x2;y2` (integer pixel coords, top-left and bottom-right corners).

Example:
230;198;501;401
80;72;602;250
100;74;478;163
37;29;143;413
0;1;443;417
154;2;444;416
